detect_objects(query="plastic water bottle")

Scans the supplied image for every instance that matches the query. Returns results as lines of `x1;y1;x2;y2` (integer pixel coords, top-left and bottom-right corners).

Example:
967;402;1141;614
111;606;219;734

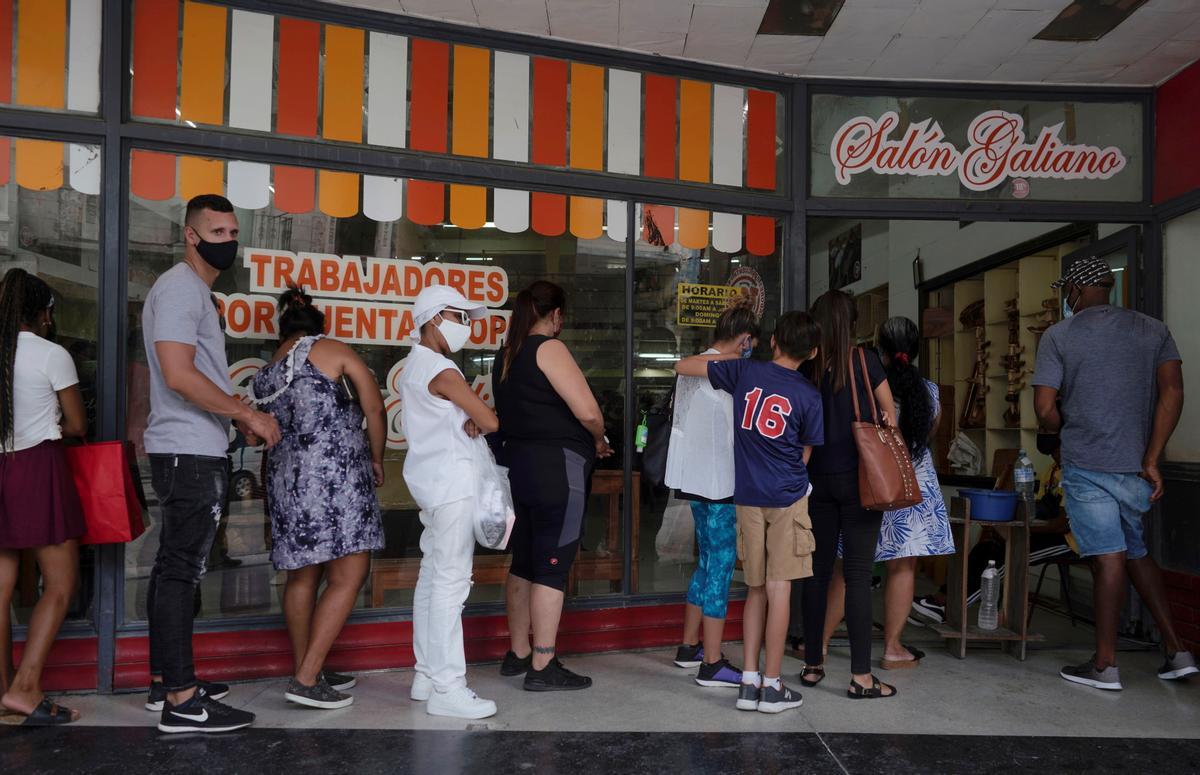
978;560;999;631
1014;448;1037;520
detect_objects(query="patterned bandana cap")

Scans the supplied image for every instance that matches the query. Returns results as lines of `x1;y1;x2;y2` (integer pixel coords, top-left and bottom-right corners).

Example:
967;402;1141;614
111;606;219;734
1050;256;1114;289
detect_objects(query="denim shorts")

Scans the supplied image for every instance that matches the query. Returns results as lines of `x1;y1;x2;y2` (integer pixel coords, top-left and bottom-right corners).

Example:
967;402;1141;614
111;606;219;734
1060;465;1153;560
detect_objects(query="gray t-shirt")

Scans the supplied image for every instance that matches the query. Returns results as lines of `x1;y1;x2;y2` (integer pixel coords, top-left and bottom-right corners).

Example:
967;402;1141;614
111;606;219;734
1032;304;1181;473
142;262;233;457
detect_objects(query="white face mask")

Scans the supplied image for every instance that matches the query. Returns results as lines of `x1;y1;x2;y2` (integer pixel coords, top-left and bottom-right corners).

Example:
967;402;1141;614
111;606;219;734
437;317;472;352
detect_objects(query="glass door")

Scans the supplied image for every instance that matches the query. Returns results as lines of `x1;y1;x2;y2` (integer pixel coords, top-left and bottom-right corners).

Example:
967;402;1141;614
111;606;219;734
1060;226;1140;310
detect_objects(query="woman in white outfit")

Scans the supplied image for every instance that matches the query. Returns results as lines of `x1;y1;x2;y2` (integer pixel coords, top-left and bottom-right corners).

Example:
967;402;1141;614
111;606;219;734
400;285;500;720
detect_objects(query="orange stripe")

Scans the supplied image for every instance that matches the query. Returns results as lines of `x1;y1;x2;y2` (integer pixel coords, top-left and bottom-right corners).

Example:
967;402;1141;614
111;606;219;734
318;170;359;218
452;45;489;158
679;80;712;183
449;185;486;230
449;45;489;230
678;208;709;250
276;18;320;137
746;215;775;256
178;156;224;200
746;90;776;190
569;196;602;240
179;2;227;125
131;0;179;120
530;59;567;236
14;139;62;190
569;63;603;171
0;0;13;104
15;0;66;109
274;166;315;214
130;149;176;200
0;138;9;185
407;180;445;226
409;39;449;153
322;26;365;143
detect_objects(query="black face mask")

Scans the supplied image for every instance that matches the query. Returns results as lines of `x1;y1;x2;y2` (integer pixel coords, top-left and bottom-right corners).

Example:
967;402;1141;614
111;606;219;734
195;237;239;271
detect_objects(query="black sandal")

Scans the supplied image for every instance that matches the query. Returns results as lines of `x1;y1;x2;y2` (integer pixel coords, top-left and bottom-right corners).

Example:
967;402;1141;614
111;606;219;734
799;665;825;687
847;676;897;699
0;698;78;725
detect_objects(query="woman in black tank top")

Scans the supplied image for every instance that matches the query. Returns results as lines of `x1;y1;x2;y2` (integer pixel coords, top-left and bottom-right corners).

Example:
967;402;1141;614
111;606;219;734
492;281;612;692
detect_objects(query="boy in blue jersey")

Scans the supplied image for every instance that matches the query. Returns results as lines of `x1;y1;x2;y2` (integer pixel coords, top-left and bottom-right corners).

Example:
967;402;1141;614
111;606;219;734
675;311;823;713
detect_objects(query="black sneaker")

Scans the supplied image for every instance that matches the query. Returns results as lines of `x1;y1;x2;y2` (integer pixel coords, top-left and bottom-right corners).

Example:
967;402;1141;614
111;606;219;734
694;658;742;688
322;671;357;692
757;681;803;714
158;690;255;733
735;682;760;711
673;643;703;668
500;650;533;676
285;676;353;709
523;658;592;692
909;595;946;625
145;679;229;712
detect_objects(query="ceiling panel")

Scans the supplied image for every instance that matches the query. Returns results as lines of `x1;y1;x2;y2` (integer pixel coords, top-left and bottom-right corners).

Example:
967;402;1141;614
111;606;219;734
315;0;1200;85
547;0;620;46
475;0;550;36
683;5;767;65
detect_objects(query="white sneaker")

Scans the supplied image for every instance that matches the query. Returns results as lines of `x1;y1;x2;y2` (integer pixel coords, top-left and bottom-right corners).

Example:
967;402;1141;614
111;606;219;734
410;672;432;702
426;685;497;720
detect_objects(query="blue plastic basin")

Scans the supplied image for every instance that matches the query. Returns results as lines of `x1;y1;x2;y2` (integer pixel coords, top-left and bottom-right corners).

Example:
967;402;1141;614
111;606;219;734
959;488;1018;522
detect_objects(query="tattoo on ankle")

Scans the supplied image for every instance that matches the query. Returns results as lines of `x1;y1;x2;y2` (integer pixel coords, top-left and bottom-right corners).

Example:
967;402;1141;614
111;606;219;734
533;645;556;655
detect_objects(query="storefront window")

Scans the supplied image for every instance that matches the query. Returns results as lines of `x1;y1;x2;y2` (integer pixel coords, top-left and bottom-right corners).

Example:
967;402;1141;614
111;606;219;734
1164;208;1200;466
0;135;101;624
809;216;1136;479
123;151;635;621
633;205;783;594
810;94;1143;202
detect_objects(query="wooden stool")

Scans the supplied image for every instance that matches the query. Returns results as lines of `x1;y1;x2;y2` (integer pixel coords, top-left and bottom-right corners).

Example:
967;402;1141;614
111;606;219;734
568;470;640;595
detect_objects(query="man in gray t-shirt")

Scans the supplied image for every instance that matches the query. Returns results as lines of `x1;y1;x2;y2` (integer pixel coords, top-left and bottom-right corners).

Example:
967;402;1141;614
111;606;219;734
142;194;280;734
1033;256;1196;691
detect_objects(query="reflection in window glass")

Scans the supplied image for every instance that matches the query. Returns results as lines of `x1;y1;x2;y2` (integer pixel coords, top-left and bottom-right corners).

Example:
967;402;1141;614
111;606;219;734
633;205;783;595
123;157;628;621
0;137;101;624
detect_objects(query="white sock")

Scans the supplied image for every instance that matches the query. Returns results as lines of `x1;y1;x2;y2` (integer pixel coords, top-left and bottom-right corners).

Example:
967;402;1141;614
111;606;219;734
764;676;782;690
742;670;761;687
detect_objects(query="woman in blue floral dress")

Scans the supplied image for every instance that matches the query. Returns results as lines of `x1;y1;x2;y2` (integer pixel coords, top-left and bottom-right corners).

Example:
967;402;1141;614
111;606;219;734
250;289;386;709
875;317;954;669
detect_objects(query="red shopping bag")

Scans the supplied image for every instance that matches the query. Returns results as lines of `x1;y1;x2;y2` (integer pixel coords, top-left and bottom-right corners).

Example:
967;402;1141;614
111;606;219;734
65;440;147;545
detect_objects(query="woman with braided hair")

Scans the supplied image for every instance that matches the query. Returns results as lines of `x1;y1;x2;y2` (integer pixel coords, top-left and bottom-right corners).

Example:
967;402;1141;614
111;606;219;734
0;268;87;725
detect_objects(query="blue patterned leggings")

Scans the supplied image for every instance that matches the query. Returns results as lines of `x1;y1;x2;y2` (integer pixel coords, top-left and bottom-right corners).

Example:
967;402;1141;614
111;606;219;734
686;501;738;619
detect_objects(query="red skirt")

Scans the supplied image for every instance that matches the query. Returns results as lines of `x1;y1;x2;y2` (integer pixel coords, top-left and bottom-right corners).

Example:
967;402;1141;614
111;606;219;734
0;440;86;549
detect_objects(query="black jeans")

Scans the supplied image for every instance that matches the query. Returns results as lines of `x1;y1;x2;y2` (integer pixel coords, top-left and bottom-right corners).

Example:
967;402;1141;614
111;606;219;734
147;454;228;692
801;469;883;675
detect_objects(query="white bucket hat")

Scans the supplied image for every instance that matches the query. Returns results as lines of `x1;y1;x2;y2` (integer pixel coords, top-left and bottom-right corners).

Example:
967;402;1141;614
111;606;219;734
409;285;487;343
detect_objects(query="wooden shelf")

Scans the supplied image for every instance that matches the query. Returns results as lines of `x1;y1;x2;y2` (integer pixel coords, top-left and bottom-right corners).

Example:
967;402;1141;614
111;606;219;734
931;623;1046;643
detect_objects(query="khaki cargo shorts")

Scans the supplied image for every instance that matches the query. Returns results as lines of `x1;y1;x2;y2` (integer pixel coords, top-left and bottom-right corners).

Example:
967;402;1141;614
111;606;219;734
736;497;815;587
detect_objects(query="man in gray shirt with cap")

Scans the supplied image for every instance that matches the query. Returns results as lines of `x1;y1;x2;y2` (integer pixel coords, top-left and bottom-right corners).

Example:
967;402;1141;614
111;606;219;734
1034;256;1197;691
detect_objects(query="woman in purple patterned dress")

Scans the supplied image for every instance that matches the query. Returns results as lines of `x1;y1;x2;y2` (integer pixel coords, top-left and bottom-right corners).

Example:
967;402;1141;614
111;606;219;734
250;288;385;710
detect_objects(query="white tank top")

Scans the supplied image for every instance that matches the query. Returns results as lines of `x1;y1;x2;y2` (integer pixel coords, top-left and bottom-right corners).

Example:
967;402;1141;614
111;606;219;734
399;344;473;510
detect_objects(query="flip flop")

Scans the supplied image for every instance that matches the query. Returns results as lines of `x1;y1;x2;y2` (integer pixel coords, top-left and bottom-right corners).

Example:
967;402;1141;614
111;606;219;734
881;644;926;670
0;698;79;726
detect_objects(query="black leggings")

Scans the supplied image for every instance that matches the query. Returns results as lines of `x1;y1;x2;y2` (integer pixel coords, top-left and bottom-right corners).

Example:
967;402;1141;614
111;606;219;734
506;442;593;591
801;469;883;675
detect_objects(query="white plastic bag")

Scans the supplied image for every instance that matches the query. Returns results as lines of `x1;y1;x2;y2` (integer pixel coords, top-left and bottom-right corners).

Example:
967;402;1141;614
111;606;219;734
654;496;695;564
470;437;516;550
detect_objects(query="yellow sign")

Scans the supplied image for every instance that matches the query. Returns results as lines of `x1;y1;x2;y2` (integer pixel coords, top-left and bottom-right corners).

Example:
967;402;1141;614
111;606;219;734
677;283;742;327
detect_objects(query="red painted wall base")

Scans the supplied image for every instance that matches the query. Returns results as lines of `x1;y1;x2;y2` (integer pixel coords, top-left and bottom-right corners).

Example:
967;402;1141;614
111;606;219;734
108;600;745;691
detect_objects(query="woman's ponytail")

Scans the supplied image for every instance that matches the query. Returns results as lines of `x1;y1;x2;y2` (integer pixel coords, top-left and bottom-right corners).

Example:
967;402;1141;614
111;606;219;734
878;316;932;458
500;281;565;381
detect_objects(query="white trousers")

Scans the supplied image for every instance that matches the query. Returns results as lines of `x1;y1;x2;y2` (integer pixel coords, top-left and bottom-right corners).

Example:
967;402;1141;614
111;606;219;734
412;498;475;692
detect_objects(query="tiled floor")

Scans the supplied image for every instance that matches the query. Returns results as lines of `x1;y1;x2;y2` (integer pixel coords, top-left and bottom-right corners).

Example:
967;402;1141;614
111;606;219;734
4;610;1198;773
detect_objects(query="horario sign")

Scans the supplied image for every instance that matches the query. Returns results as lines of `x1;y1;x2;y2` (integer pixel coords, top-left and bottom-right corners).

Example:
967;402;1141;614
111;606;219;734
830;110;1127;192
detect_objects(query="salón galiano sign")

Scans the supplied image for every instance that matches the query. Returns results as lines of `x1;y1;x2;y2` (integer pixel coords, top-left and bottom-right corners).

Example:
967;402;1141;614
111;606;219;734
830;110;1128;192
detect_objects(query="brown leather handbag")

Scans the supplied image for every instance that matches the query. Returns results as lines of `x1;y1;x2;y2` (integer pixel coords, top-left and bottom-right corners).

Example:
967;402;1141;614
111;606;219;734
848;347;923;511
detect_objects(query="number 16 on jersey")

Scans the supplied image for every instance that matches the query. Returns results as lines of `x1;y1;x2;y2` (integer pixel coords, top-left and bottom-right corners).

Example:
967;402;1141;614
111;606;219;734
741;387;793;439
